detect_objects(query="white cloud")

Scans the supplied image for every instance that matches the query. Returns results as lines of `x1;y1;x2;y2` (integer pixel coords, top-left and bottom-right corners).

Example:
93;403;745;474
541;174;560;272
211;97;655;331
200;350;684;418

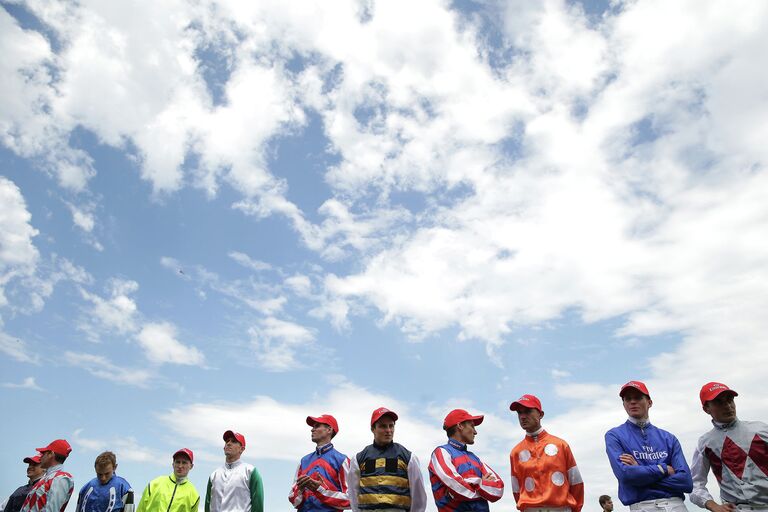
0;177;39;266
162;256;287;314
0;181;84;316
80;279;139;338
3;0;307;209
0;332;39;364
504;0;609;99
228;251;271;272
320;0;768;353
299;200;413;261
2;376;44;391
136;322;205;366
249;317;315;372
78;276;206;366
284;274;311;297
3;0;528;259
72;429;161;463
0;176;39;308
9;255;92;316
64;200;104;251
0;9;95;190
64;351;152;387
67;202;95;232
309;297;350;331
195;60;305;199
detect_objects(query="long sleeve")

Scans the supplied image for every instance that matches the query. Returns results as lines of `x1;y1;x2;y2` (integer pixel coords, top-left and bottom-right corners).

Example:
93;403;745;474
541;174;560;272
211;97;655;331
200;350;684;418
313;457;350;510
75;485;86;512
605;431;667;486
477;462;503;503
565;445;584;512
510;450;521;504
406;456;428;512
42;476;74;512
429;447;480;501
135;483;151;512
653;437;693;494
204;478;212;512
120;479;133;506
346;457;361;512
288;464;304;509
249;468;264;512
690;440;714;509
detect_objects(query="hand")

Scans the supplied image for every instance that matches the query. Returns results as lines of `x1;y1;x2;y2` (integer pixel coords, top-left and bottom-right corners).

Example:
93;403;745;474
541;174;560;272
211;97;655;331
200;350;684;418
296;475;312;489
303;476;322;491
706;501;736;512
619;454;638;465
667;466;676;476
481;472;497;482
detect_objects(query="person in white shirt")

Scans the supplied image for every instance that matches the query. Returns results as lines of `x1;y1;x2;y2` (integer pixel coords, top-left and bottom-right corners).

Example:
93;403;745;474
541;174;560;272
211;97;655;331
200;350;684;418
205;430;264;512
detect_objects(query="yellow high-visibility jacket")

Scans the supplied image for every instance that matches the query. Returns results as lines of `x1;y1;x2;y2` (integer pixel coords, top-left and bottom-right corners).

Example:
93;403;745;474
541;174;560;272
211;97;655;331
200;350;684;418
136;475;199;512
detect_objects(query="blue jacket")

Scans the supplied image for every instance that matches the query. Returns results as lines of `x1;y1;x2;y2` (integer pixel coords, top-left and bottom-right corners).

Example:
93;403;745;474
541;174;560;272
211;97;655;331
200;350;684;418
77;475;132;512
3;480;41;512
288;443;350;512
605;420;693;506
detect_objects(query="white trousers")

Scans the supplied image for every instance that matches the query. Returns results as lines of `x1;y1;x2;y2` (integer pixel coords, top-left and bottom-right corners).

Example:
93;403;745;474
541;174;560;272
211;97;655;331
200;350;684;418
629;498;687;512
735;506;768;512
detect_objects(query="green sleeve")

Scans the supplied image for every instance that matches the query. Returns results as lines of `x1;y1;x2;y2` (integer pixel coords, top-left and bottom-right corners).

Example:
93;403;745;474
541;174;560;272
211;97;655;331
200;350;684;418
204;478;212;512
136;482;151;512
249;468;264;512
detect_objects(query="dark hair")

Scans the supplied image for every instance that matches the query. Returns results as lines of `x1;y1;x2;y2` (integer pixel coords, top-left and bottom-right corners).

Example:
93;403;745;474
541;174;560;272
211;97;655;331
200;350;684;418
95;451;117;469
599;495;612;507
371;414;397;430
445;425;458;437
54;453;67;464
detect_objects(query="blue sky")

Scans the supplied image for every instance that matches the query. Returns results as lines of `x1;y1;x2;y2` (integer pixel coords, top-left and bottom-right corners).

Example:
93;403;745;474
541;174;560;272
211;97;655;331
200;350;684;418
2;1;768;511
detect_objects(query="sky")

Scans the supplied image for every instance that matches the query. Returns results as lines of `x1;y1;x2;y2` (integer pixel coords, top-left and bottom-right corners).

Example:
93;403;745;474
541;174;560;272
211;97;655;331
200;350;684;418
2;0;768;511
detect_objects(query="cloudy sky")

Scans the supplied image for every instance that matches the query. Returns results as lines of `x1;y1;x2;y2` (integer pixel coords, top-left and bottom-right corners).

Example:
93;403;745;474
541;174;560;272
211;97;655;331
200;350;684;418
2;0;768;510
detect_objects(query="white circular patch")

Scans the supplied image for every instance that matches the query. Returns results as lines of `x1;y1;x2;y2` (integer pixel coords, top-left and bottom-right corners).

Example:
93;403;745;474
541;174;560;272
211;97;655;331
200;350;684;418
519;450;531;462
544;443;559;456
551;471;565;486
525;477;536;492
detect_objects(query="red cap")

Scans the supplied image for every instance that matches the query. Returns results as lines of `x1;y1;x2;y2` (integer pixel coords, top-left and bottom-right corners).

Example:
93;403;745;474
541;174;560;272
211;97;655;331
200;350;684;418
223;430;246;449
700;382;738;405
23;455;42;464
443;409;484;429
306;414;339;434
173;448;194;463
35;439;72;457
370;407;398;426
510;394;543;413
620;381;650;398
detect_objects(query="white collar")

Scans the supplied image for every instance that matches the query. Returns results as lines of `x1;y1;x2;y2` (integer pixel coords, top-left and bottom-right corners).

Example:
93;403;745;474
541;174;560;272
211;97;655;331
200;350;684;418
525;426;545;437
627;416;650;428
